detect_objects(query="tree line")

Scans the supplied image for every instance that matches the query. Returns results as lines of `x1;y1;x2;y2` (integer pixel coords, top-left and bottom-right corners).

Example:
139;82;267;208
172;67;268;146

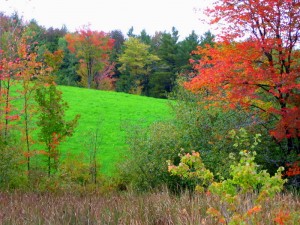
1;12;214;98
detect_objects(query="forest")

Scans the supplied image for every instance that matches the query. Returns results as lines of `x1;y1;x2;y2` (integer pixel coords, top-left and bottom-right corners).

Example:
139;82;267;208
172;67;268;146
0;0;300;224
0;13;214;98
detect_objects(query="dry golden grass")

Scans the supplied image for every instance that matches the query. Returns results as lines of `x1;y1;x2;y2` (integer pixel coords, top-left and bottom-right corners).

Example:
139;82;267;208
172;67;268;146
0;190;299;225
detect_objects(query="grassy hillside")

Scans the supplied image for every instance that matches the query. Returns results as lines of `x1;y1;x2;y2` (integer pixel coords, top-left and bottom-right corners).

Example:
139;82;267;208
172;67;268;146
56;86;173;175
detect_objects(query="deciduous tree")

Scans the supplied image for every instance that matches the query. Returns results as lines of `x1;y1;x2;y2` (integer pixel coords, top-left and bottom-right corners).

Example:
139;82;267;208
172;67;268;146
186;0;300;159
65;26;114;89
35;50;79;177
35;83;79;176
118;37;159;94
0;12;24;141
17;38;43;173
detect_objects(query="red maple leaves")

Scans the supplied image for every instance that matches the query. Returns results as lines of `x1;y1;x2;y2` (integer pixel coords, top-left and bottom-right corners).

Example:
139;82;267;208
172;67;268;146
65;26;115;88
186;0;300;151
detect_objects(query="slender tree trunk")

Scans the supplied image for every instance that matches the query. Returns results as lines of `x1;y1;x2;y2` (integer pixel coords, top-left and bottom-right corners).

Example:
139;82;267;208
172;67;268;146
87;59;93;89
4;80;10;140
24;96;31;173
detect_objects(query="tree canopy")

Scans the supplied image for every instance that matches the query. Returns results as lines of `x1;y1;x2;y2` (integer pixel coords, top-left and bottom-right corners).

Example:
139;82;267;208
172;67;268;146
186;0;300;156
118;37;160;94
65;27;114;88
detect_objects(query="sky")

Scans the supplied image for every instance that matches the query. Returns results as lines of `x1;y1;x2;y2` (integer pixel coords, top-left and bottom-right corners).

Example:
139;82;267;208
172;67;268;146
1;0;214;40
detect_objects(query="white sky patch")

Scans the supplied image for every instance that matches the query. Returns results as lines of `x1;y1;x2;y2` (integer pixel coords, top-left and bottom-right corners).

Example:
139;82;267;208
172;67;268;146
1;0;214;39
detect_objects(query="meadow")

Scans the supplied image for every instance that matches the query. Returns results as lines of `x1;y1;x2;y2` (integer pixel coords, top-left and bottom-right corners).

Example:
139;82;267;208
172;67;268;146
56;86;173;175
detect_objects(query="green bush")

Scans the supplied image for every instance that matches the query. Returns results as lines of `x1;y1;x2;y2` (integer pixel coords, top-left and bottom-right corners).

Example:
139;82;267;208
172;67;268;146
168;147;287;225
0;136;26;190
118;122;184;192
118;87;263;191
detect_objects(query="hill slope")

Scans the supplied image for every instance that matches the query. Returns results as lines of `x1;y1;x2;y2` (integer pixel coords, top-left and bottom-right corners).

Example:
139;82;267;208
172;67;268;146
58;86;173;175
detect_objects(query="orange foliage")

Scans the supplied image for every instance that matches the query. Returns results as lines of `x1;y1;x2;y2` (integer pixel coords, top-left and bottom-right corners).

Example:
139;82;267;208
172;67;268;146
286;158;300;177
274;211;292;225
186;0;300;148
247;205;262;216
65;26;114;88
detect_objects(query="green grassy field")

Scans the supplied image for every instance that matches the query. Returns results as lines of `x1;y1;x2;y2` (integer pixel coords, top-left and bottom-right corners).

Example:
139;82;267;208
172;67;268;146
55;86;173;175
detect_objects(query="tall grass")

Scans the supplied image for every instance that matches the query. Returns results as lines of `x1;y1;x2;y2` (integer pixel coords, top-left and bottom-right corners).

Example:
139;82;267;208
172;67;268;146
0;190;299;224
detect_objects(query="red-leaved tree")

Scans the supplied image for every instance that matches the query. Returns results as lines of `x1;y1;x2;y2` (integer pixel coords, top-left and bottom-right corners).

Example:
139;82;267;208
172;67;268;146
186;1;300;156
65;26;114;89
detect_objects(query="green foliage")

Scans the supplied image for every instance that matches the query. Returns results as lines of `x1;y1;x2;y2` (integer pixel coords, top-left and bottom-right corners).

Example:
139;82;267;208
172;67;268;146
149;30;178;98
119;84;291;192
23;20;46;53
138;29;151;45
222;151;285;198
199;30;215;48
169;87;260;179
148;71;174;98
117;37;160;95
208;150;286;224
119;87;260;191
168;145;287;224
56;37;80;86
229;128;262;150
110;30;125;57
167;151;214;193
0;137;24;189
175;30;200;74
59;153;91;188
43;26;67;53
127;26;136;38
35;84;78;145
148;29;214;98
115;73;135;93
35;84;79;176
229;127;290;177
109;30;125;81
118;122;182;191
23;20;66;58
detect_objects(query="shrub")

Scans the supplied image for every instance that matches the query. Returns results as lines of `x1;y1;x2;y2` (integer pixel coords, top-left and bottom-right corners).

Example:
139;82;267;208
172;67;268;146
0;136;26;190
118;122;184;192
168;144;287;224
118;87;265;191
